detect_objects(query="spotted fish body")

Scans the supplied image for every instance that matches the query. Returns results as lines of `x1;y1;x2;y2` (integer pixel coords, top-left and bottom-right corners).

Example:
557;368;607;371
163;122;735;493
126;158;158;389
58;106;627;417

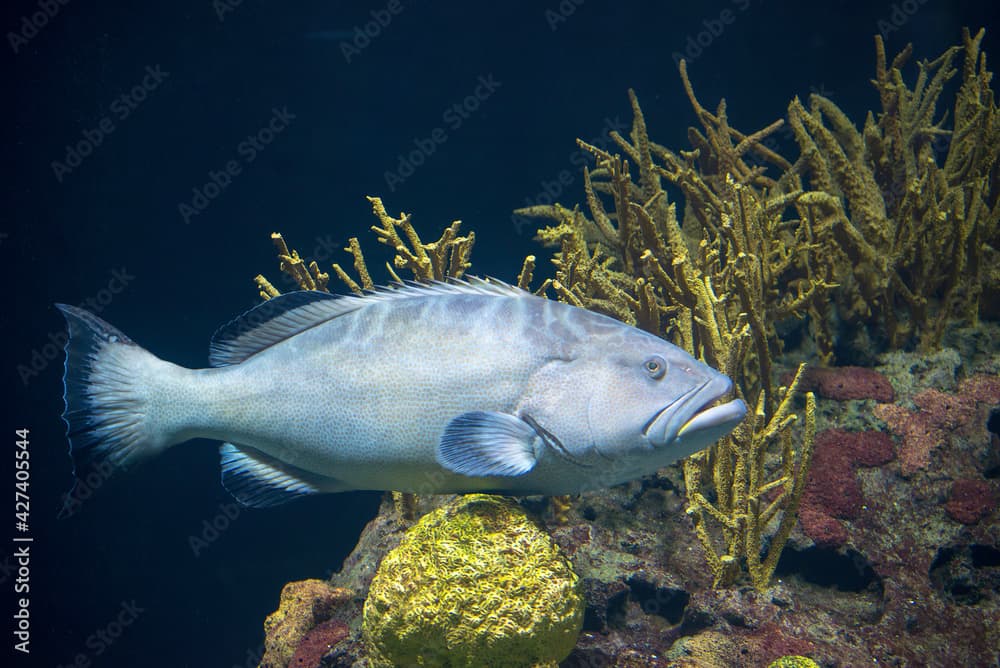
58;279;746;507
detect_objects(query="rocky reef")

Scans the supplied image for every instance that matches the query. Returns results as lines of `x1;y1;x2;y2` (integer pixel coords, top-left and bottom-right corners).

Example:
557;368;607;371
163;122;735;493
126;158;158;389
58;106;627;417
259;579;353;668
255;331;999;666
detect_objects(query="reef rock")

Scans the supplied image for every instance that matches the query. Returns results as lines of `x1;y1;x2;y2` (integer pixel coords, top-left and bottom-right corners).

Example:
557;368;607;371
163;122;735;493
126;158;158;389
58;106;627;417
260;579;353;668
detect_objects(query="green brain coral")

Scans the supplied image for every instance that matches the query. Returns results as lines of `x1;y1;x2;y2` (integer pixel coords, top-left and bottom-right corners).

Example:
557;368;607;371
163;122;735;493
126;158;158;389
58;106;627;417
362;494;584;667
768;657;821;668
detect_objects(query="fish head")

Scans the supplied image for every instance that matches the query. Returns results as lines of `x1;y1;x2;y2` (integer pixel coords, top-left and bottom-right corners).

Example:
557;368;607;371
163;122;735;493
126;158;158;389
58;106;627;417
575;329;747;464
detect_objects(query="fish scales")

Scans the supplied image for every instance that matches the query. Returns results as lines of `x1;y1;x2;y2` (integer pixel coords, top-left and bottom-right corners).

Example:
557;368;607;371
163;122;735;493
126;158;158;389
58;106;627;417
220;293;552;473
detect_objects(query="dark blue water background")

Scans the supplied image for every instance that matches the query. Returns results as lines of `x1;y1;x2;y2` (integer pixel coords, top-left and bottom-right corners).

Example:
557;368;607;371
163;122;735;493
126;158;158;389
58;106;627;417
4;1;997;666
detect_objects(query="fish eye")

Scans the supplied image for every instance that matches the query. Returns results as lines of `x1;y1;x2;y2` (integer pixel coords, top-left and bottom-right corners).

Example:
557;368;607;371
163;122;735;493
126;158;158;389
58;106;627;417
644;356;666;380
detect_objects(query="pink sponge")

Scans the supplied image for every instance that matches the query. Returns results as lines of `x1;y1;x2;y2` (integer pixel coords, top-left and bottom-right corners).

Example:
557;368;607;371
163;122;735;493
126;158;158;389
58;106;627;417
799;429;895;547
945;479;996;525
795;366;895;403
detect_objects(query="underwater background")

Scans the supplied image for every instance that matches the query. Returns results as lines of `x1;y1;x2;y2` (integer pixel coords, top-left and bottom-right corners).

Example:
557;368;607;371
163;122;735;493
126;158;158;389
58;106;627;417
4;1;999;666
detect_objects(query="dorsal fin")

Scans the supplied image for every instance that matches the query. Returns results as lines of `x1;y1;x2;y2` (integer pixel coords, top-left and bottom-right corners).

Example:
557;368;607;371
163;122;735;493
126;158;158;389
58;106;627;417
358;277;527;303
209;291;356;367
209;278;528;367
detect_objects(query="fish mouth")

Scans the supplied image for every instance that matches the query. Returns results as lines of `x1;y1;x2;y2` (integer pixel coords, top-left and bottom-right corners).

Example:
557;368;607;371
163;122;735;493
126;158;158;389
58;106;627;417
644;376;747;447
676;398;747;438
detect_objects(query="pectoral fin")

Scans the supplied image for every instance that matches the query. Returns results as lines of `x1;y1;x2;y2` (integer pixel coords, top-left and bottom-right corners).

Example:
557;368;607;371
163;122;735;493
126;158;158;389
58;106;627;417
437;411;541;477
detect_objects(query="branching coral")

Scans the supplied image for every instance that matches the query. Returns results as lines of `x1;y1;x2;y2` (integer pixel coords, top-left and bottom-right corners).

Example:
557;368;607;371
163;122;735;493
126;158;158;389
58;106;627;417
254;232;330;299
787;28;999;350
517;74;820;590
520;82;834;380
685;380;815;588
255;195;475;299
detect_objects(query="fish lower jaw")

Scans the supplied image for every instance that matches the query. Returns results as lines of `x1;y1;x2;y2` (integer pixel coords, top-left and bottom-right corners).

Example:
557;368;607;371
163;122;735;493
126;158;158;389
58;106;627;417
676;398;748;438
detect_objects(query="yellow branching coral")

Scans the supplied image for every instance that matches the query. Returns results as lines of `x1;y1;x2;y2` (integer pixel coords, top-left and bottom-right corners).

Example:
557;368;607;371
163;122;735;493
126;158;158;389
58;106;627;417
787;28;999;350
255;195;476;299
516;76;823;590
364;195;475;284
685;379;816;589
254;232;330;299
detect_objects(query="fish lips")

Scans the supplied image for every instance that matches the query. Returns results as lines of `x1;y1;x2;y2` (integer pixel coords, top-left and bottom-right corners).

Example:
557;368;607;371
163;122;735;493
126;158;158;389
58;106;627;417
643;376;747;448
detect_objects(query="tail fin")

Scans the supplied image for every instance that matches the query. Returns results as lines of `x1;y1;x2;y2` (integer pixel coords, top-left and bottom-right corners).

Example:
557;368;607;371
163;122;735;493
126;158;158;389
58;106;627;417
57;304;175;478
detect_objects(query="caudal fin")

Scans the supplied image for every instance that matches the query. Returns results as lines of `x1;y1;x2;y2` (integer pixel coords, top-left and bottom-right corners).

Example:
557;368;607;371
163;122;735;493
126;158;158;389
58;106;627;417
57;304;174;477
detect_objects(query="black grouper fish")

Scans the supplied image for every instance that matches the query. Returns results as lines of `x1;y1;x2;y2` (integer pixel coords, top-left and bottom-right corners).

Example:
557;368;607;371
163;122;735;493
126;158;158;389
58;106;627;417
57;279;747;507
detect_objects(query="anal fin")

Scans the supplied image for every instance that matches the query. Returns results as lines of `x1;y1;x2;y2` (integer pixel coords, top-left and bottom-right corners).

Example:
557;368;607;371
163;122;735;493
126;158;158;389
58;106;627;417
220;443;346;507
